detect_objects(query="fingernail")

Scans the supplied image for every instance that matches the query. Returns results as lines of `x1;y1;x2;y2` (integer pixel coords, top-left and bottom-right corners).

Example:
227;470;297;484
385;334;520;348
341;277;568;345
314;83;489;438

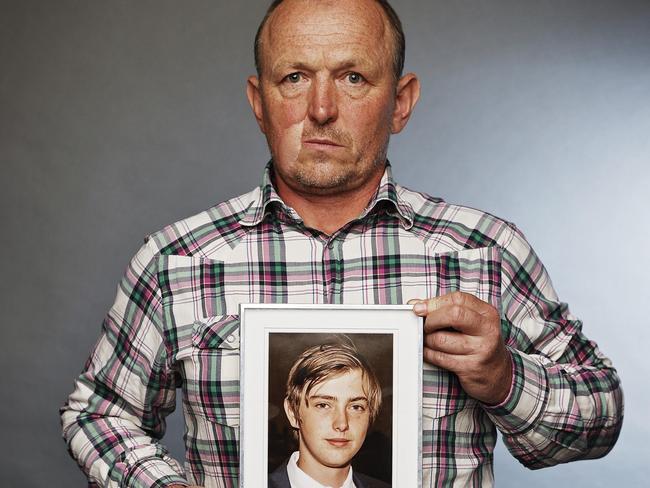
414;302;427;315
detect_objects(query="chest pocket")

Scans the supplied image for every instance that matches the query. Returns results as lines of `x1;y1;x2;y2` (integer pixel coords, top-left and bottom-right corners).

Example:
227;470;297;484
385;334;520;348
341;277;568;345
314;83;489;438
185;315;241;427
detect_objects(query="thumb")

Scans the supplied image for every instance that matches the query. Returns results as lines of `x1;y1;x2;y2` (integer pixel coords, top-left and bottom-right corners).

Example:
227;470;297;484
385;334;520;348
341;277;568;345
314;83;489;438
411;296;444;316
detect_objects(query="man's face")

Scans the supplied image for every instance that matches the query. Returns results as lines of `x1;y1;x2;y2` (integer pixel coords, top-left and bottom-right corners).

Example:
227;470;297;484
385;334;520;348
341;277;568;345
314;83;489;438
248;0;405;197
286;369;372;472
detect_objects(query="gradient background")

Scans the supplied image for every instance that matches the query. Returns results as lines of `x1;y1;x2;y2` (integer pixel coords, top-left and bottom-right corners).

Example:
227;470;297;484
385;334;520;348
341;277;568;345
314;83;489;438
1;1;649;486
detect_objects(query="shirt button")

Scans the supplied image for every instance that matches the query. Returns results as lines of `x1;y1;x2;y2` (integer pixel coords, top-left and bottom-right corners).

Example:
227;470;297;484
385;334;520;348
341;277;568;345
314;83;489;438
226;334;236;343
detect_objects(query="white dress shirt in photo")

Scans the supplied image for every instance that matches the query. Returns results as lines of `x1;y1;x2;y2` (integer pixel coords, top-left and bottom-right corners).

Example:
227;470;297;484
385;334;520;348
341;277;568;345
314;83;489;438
286;451;356;488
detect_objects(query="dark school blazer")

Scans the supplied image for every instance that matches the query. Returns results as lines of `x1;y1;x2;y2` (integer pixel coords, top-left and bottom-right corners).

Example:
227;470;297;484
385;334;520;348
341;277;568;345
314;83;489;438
268;460;391;488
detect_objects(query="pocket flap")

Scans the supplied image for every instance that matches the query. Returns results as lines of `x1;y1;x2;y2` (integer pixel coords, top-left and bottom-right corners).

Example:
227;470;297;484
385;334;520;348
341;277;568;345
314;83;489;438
192;315;240;350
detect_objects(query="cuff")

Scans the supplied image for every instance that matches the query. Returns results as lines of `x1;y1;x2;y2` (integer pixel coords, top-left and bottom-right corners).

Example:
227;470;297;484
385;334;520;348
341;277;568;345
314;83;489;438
116;445;188;488
482;347;549;435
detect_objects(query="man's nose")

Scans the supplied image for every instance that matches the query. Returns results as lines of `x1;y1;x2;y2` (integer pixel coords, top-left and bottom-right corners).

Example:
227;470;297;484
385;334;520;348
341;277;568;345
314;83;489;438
308;77;338;125
332;406;349;432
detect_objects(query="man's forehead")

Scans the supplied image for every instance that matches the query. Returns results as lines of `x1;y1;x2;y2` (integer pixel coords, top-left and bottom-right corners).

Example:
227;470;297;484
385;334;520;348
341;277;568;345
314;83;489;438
270;45;380;73
261;0;391;63
267;0;387;35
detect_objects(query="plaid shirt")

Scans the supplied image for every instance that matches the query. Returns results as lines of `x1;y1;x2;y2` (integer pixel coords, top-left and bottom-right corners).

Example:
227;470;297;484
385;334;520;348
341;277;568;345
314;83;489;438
61;164;623;487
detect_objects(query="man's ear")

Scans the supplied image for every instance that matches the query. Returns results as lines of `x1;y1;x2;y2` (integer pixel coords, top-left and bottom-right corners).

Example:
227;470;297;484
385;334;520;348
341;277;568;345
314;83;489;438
246;75;266;134
284;398;300;430
391;73;421;134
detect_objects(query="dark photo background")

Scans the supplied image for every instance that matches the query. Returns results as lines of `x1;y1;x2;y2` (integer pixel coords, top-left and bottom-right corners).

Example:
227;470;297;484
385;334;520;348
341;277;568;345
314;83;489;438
1;1;649;486
267;332;393;483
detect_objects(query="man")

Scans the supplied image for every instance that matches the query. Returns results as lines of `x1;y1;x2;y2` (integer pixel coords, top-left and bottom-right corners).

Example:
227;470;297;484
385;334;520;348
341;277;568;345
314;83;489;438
269;342;389;488
61;0;623;487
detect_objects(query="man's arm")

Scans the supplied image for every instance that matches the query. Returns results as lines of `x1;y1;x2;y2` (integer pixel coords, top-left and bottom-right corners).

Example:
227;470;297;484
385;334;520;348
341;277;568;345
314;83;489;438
61;240;189;487
412;224;623;468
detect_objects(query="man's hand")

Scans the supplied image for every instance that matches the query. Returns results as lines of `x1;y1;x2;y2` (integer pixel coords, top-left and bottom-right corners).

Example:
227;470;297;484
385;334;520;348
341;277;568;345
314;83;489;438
410;291;513;405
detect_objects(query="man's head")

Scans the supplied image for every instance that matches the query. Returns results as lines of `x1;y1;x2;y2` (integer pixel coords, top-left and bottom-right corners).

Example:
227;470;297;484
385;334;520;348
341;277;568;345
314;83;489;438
247;0;420;199
283;341;382;471
254;0;406;82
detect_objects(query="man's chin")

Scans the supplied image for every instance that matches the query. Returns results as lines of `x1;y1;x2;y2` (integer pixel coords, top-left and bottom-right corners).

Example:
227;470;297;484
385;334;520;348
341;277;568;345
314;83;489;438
273;153;386;196
292;167;356;194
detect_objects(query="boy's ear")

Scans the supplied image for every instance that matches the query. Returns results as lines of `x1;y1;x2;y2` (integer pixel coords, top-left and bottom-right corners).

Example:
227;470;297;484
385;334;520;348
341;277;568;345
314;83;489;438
284;398;300;429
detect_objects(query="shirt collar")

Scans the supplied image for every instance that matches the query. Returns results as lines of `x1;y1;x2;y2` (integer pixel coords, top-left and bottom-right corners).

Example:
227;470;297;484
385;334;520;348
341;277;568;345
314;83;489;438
240;161;414;229
361;162;414;229
239;162;288;226
286;451;355;488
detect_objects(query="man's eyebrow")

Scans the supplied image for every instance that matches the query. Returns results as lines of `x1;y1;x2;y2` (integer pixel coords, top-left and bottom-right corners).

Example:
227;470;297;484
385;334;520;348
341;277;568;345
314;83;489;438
335;59;367;71
272;58;369;73
270;61;311;75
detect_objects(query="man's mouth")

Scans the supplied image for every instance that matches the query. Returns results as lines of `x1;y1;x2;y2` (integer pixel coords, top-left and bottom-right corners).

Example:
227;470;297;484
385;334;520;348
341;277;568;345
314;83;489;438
303;138;343;149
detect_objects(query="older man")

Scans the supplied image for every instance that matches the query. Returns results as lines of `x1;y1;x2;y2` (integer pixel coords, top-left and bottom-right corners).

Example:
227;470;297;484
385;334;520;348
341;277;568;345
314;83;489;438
61;0;623;487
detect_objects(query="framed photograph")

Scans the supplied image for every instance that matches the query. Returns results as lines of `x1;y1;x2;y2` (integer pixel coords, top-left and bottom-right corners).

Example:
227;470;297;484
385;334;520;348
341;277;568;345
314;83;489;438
239;304;423;488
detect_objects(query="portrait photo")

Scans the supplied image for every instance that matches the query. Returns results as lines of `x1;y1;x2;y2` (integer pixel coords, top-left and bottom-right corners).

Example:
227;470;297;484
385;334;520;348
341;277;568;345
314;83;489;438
239;304;422;487
268;332;393;487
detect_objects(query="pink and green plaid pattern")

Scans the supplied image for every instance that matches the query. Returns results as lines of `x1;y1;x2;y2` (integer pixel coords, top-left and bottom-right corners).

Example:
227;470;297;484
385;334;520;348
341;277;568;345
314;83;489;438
61;164;622;487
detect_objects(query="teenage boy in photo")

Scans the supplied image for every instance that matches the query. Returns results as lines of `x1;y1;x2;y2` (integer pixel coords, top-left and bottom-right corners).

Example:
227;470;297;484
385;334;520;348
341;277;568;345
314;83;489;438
269;342;390;488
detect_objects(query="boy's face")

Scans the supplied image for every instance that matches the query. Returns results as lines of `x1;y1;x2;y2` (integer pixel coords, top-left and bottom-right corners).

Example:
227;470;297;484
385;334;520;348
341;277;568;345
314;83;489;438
285;368;371;474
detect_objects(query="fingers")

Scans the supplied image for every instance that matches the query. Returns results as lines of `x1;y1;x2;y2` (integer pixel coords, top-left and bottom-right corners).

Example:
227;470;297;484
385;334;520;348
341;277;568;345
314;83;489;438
423;347;459;371
411;292;510;404
424;329;476;355
424;302;487;335
412;291;493;317
411;291;498;335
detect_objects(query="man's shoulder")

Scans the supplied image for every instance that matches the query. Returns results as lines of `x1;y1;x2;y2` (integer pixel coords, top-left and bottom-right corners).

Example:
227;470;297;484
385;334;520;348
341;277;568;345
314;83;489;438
144;185;262;257
396;183;517;250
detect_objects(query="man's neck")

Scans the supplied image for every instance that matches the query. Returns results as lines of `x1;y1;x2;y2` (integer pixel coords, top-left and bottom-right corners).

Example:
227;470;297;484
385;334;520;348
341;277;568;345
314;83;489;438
274;167;385;236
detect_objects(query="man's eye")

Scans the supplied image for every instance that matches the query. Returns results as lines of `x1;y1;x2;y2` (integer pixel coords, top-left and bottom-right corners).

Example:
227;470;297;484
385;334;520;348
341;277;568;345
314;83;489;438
285;72;302;83
315;402;330;409
350;404;366;411
346;72;364;84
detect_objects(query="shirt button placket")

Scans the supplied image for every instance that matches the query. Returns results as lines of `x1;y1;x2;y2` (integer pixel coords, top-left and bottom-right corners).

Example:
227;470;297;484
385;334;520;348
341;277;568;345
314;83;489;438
324;238;343;304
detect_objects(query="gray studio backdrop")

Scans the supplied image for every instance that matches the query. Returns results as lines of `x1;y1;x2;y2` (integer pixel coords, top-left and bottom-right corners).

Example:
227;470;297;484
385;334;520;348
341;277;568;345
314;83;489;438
1;1;648;486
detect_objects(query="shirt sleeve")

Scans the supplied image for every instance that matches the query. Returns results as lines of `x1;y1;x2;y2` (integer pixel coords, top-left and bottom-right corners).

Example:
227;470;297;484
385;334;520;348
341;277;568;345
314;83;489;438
60;239;189;487
482;224;624;468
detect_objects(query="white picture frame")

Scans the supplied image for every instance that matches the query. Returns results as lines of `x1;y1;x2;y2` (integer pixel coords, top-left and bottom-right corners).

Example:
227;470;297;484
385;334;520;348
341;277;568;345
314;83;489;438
239;304;423;488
